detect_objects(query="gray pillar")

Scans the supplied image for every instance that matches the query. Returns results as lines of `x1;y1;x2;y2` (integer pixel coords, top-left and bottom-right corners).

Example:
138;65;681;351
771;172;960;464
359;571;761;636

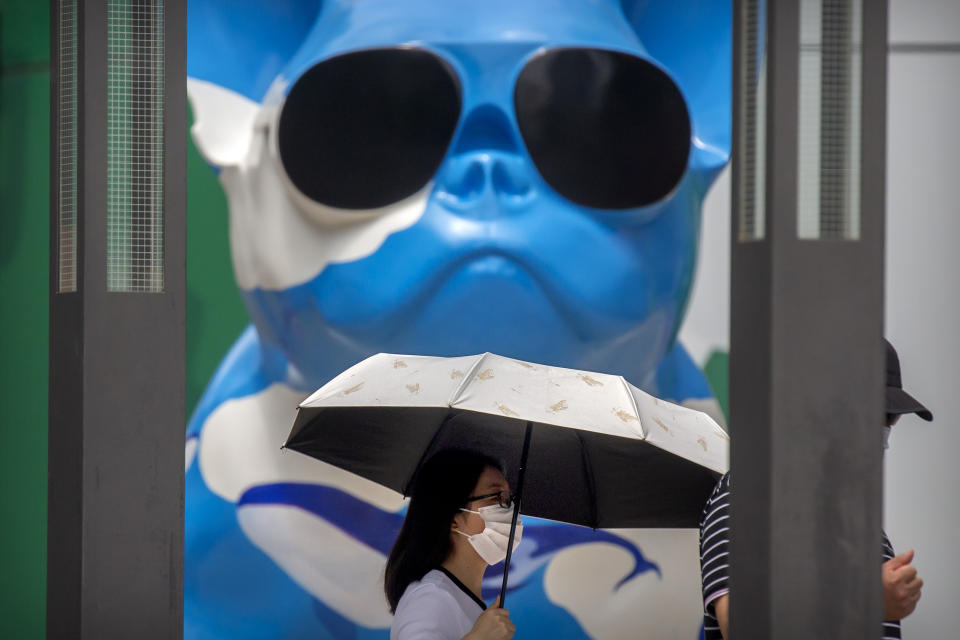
48;0;185;638
730;0;887;637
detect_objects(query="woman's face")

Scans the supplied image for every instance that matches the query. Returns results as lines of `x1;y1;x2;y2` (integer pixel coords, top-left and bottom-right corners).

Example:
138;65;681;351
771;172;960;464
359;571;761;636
457;466;510;535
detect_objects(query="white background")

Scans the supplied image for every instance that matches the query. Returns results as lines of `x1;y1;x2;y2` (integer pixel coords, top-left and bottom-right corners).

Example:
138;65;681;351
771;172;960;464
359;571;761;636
884;1;959;636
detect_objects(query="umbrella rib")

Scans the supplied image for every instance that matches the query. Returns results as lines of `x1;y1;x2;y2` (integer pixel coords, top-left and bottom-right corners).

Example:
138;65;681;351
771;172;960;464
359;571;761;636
446;353;489;407
576;431;599;529
620;375;646;439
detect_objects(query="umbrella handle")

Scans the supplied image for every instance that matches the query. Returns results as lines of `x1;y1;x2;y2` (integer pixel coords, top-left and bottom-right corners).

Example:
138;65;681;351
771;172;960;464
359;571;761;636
498;421;532;609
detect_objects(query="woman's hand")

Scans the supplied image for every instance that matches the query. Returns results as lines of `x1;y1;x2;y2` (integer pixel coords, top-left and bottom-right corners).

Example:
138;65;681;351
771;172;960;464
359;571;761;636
464;597;515;640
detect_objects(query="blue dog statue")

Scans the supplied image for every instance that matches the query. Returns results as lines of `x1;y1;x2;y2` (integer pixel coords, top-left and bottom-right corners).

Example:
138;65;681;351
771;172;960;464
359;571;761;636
185;1;731;637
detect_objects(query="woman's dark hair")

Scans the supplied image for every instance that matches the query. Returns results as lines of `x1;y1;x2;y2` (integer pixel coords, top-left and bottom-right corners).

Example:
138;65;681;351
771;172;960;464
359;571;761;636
384;449;502;612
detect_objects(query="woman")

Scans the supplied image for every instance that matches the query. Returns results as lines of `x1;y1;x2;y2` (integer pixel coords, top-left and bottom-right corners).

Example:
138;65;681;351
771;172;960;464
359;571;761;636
386;449;520;640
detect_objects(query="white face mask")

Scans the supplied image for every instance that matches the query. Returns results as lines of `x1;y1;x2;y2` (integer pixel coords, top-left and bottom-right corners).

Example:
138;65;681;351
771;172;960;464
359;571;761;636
883;426;892;451
456;504;523;565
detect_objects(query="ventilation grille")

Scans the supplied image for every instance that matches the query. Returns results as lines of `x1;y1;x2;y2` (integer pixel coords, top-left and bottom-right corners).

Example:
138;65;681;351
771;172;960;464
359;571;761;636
797;0;862;239
738;0;767;241
57;0;79;292
107;0;165;292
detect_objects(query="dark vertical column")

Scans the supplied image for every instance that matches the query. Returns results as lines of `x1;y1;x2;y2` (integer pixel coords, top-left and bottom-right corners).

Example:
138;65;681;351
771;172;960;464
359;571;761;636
48;0;186;638
165;12;188;633
48;1;84;634
729;1;774;634
730;0;887;638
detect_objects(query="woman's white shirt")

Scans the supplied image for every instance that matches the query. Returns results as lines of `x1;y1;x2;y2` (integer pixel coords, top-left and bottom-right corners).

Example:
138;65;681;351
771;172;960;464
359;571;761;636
391;569;486;640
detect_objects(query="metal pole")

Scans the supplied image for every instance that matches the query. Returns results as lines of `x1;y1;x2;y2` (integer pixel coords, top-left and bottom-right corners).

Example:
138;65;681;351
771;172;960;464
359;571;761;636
730;0;887;637
498;421;532;607
48;0;186;637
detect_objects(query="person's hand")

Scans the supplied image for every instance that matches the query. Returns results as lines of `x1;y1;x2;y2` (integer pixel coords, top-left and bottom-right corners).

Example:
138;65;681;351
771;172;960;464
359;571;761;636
464;596;515;640
883;549;923;620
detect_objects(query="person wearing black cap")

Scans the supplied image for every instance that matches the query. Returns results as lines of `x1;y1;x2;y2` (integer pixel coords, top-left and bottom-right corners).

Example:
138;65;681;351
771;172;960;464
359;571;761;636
876;339;932;638
697;339;933;639
883;338;934;438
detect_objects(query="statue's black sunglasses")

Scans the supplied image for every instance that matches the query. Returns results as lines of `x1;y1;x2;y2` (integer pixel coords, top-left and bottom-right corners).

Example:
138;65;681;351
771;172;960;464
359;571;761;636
278;46;691;211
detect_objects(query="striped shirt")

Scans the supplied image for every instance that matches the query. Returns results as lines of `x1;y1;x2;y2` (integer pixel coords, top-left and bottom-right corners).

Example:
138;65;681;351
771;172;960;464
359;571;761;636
699;473;730;640
881;531;902;639
698;473;903;639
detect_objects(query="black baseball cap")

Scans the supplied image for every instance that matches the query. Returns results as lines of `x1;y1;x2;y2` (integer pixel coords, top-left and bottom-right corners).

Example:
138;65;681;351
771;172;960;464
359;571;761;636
885;339;933;421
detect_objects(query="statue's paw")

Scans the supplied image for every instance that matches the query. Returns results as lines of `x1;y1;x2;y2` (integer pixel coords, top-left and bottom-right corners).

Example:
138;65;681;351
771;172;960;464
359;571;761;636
544;529;704;639
196;382;405;510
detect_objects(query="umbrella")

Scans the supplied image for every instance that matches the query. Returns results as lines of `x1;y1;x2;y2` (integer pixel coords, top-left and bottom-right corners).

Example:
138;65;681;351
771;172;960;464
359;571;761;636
284;352;728;605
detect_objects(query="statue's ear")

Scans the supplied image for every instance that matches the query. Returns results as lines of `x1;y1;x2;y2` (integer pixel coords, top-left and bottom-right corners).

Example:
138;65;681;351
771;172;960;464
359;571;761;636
187;0;323;167
188;0;323;102
620;0;732;178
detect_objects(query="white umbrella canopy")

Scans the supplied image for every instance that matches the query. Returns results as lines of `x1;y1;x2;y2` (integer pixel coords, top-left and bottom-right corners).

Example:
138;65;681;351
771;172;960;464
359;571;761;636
284;352;729;530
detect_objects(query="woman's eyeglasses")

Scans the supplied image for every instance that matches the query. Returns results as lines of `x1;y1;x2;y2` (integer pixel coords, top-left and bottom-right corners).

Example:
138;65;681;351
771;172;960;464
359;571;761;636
465;490;515;509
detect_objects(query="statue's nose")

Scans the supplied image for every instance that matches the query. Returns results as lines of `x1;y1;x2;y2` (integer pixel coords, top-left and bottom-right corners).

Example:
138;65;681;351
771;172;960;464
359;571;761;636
436;104;533;210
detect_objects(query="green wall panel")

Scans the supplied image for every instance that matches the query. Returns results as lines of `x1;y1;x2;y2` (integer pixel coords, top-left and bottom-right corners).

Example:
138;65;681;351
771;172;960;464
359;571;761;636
185;112;248;416
0;68;49;640
1;0;50;67
703;349;730;425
